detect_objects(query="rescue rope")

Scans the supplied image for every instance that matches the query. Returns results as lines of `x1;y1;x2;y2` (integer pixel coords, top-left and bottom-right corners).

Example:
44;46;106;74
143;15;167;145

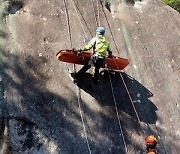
76;86;92;154
98;0;150;149
64;1;156;153
96;0;101;27
99;0;119;53
99;0;142;124
60;0;167;153
99;4;168;154
63;0;92;153
105;70;129;153
63;0;76;75
68;1;127;153
90;0;99;27
71;0;88;40
71;0;93;38
63;0;72;49
90;1;128;153
105;63;128;153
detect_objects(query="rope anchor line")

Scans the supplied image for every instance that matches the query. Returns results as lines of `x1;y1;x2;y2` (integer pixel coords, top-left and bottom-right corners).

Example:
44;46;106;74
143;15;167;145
63;0;92;153
63;0;129;153
62;0;166;153
100;1;167;152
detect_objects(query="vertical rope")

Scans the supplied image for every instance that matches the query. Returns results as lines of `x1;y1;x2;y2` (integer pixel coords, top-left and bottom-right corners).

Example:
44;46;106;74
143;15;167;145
63;0;72;49
71;0;88;40
76;89;92;154
71;0;93;37
64;0;92;153
96;0;101;26
99;0;119;55
90;1;129;152
99;0;142;124
90;0;99;27
105;63;128;153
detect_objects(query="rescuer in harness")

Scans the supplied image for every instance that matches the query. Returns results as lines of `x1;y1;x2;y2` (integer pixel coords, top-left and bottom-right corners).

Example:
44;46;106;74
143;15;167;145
145;135;157;154
74;27;113;86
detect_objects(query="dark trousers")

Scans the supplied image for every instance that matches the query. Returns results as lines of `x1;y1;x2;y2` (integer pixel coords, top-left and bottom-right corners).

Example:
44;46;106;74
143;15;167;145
76;55;105;85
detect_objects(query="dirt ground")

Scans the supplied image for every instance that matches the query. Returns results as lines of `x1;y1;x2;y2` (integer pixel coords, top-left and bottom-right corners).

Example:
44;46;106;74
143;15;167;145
0;0;179;153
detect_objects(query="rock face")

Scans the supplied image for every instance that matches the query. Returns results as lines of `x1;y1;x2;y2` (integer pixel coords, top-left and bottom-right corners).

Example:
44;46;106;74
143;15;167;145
0;0;179;153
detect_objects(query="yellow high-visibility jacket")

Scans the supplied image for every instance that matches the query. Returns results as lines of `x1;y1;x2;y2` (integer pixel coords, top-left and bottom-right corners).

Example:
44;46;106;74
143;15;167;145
80;35;112;59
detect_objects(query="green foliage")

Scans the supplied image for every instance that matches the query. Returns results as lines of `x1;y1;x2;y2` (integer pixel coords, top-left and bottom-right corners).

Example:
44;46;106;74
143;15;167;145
162;0;180;12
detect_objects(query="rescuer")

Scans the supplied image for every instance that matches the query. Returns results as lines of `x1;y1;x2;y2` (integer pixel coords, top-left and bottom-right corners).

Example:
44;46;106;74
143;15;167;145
145;135;157;154
73;27;113;86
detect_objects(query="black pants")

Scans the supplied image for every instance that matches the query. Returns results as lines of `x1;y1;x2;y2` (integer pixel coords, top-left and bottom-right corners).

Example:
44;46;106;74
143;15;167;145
76;55;105;85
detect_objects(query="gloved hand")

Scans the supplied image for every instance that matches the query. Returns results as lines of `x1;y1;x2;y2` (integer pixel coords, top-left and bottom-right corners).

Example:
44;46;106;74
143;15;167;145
77;49;83;55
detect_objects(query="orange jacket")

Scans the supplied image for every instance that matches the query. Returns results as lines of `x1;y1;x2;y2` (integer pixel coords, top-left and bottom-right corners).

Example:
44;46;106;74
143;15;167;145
147;150;156;154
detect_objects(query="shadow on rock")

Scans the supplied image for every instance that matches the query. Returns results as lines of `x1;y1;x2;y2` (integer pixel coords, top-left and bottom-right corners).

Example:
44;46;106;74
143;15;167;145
3;0;24;15
0;49;95;153
0;30;7;38
76;71;158;125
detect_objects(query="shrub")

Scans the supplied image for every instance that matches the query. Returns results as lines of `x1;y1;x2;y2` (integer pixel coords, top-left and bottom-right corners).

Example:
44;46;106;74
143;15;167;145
162;0;180;12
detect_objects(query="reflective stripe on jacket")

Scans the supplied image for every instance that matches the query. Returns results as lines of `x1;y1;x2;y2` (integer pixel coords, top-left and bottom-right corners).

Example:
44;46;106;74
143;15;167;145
80;36;112;59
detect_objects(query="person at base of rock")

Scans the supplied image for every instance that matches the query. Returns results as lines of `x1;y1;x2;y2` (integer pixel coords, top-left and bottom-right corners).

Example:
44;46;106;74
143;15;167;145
73;27;113;86
145;135;157;154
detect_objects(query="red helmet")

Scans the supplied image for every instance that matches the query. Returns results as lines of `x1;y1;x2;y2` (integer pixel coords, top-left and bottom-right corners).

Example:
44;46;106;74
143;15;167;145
145;135;157;146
